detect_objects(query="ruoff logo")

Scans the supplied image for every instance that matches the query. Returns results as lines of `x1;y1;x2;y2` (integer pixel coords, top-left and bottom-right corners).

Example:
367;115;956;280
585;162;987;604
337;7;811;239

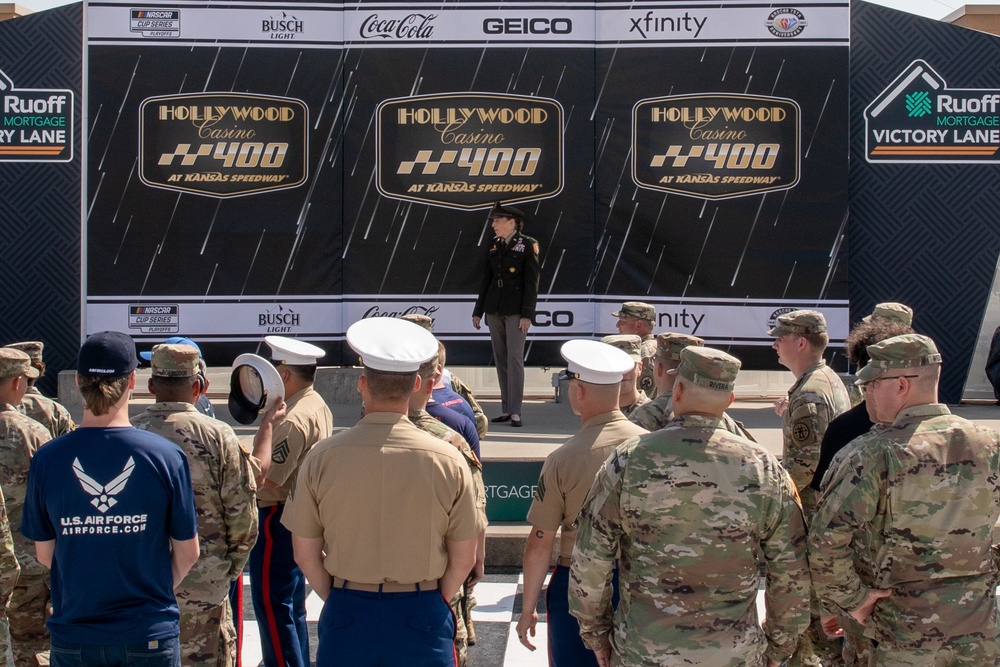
766;8;807;38
262;11;303;40
360;13;436;40
0;68;74;162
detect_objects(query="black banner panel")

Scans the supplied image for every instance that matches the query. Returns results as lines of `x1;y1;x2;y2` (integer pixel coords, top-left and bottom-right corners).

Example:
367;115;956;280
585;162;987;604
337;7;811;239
850;2;1000;403
0;4;83;395
86;0;849;368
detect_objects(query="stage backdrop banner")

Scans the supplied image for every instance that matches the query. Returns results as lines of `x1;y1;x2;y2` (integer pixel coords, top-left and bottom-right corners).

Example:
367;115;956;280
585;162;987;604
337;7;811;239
0;3;83;396
86;0;849;370
850;1;1000;403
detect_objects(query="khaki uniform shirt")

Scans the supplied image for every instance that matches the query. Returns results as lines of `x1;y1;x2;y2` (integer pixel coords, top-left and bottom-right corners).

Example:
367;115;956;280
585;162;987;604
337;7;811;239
258;385;333;505
408;408;487;528
132;402;259;604
782;361;850;515
527;411;646;560
810;404;1000;649
571;414;810;665
282;412;483;585
0;404;50;576
20;387;74;438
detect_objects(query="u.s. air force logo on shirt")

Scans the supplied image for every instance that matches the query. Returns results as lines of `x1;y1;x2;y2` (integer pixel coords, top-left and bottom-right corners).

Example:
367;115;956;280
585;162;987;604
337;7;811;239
73;456;135;513
272;439;290;464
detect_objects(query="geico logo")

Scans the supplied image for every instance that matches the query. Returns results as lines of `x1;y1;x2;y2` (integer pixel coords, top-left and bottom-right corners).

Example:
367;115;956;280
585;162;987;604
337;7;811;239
482;18;572;35
533;310;574;327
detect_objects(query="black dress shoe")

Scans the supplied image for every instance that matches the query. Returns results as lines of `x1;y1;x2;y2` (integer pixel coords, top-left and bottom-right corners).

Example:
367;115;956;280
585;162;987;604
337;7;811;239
491;414;511;423
510;415;522;427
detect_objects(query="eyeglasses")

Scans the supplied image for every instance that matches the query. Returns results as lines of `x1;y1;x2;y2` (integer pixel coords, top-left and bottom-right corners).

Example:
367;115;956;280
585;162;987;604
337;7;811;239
558;369;580;382
860;374;918;394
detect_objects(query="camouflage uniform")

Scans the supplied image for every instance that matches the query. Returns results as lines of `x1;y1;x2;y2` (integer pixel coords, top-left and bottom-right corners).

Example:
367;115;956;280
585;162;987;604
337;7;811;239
408;408;486;667
133;343;259;667
570;413;811;666
618;390;649;419
0;403;51;667
19;388;74;439
781;360;850;516
637;335;658;400
0;485;19;667
810;404;1000;664
133;400;258;667
628;391;756;440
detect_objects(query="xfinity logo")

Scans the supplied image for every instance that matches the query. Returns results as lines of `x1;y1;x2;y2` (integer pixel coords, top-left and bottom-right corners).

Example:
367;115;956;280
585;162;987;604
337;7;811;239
628;11;707;39
483;17;572;35
360;13;436;40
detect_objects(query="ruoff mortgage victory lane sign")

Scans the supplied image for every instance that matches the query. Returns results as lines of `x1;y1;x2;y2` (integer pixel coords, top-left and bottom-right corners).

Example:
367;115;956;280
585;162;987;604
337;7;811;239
867;60;1000;162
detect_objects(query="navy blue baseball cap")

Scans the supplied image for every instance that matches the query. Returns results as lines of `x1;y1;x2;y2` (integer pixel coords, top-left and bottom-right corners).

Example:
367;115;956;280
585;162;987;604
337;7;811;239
140;336;202;361
77;331;139;376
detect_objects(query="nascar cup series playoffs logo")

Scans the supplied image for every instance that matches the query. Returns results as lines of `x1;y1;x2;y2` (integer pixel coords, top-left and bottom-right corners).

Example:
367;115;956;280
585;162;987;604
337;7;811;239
633;93;800;200
139;92;308;198
375;93;564;209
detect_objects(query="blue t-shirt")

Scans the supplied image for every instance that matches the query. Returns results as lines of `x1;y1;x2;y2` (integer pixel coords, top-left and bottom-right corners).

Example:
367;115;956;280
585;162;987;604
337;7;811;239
21;426;198;645
427;400;481;462
432;384;477;427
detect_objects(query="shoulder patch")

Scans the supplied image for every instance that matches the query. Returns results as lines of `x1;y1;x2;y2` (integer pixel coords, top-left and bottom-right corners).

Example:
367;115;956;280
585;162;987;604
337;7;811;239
792;420;812;443
272;439;290;464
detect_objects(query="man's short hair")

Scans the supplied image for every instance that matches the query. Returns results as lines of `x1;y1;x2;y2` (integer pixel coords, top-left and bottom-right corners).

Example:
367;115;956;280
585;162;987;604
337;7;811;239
416;353;441;382
803;331;830;351
364;367;416;402
437;341;447;368
284;364;317;384
150;375;199;393
77;373;131;416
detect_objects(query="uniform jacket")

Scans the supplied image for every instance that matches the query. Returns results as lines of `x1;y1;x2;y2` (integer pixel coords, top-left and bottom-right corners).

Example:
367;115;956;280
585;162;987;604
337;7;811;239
473;232;540;319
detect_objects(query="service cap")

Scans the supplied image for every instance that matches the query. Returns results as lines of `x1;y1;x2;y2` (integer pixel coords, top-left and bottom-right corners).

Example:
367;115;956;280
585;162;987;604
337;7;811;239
611;301;655;323
140;336;202;361
656;332;704;362
346;318;438;373
4;341;42;365
150;344;200;378
265;336;326;366
600;334;642;362
77;331;138;376
400;314;434;332
668;346;741;392
855;334;941;384
229;353;284;425
863;302;914;326
0;349;38;379
558;340;635;385
489;201;526;222
767;310;827;337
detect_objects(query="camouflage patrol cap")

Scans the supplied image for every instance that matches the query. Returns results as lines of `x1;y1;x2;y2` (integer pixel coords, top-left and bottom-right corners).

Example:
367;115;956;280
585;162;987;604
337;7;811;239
855;334;941;384
863;302;914;326
5;341;43;365
0;349;39;379
600;334;642;362
611;301;655;323
668;346;740;392
656;332;705;362
400;314;434;332
150;344;200;378
767;310;827;337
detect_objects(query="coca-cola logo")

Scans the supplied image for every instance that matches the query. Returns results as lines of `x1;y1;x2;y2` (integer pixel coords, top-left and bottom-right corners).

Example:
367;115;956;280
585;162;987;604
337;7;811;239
362;305;440;320
359;13;436;40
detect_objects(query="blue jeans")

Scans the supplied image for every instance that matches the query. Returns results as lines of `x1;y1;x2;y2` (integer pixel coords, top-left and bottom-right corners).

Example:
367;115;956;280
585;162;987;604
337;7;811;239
50;636;180;667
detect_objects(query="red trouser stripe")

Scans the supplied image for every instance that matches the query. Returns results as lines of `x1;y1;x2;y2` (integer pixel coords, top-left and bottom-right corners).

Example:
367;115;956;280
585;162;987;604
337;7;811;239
261;506;287;667
233;579;243;667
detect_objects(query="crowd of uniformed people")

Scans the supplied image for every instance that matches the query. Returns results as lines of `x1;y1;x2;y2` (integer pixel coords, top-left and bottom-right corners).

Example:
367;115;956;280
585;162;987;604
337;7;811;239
0;206;993;667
